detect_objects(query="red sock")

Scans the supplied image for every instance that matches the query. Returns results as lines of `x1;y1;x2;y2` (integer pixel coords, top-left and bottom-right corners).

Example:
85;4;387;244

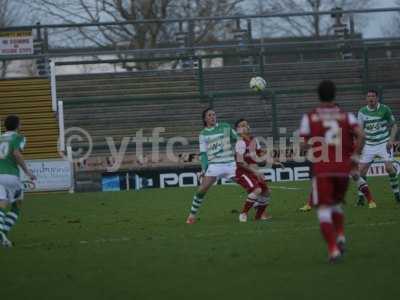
242;200;255;213
359;185;374;204
320;222;338;254
332;211;345;238
255;205;266;220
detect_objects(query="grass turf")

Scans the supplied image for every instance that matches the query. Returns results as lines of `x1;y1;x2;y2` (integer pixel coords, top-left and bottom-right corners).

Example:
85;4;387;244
1;177;399;300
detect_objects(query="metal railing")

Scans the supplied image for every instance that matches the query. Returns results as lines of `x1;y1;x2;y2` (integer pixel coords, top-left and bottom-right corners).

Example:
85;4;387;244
1;7;400;60
2;7;400;31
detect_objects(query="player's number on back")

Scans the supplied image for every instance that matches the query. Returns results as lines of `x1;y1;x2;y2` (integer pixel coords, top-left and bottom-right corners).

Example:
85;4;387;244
323;120;340;145
0;142;9;159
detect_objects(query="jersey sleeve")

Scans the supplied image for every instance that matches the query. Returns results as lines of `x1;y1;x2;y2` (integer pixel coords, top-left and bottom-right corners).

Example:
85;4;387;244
235;140;246;155
230;126;238;143
348;112;360;129
255;138;261;150
299;114;311;140
254;138;264;157
199;133;207;153
357;110;364;127
12;135;26;152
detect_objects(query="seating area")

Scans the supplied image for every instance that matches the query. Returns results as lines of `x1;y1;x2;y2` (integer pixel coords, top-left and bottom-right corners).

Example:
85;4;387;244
57;69;199;99
368;57;400;88
204;60;365;138
55;57;400;176
362;57;400;136
204;60;363;91
0;78;59;159
57;70;205;171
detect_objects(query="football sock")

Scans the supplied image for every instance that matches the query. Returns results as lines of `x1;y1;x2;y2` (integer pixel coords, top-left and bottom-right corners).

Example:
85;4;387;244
259;195;270;205
242;200;256;213
0;208;6;234
3;203;20;233
254;196;270;219
190;192;206;215
332;204;345;241
357;192;365;205
357;176;374;203
389;173;400;197
254;195;270;206
255;205;267;220
317;207;338;255
242;192;258;213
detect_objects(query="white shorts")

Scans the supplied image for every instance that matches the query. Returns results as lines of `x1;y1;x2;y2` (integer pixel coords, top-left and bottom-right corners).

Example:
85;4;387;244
360;142;393;164
205;162;236;179
0;174;23;203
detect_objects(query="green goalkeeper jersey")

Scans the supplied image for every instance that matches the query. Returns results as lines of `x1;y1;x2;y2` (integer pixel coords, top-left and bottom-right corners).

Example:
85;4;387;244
0;131;26;176
199;122;238;165
358;103;396;146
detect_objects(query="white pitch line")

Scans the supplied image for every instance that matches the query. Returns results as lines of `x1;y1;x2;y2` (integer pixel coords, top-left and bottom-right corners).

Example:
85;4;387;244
17;220;398;249
270;186;303;191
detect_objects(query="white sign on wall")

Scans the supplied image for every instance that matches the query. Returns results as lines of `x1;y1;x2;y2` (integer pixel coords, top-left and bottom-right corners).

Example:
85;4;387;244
0;31;34;55
21;159;73;192
367;159;400;177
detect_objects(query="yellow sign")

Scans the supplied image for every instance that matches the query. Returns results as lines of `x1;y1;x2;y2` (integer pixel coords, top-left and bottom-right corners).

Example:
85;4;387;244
0;31;32;38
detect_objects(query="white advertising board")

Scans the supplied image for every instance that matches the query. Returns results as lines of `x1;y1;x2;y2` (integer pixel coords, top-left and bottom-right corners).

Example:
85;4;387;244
0;31;34;55
21;159;73;192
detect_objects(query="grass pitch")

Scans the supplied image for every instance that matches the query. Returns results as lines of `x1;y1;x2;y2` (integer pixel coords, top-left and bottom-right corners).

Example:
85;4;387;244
1;177;400;300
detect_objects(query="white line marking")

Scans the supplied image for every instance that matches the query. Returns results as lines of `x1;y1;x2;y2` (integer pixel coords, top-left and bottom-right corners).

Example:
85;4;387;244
270;186;303;191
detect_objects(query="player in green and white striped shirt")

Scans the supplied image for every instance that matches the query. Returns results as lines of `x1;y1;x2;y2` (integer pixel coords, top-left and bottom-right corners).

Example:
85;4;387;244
357;89;399;205
0;115;36;247
186;108;238;224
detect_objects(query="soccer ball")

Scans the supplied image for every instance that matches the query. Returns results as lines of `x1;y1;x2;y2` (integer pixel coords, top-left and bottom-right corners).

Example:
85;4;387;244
249;76;267;92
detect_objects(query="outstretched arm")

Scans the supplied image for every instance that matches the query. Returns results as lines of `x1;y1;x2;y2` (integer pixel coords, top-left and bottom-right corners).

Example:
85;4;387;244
199;152;208;173
299;114;312;152
353;126;365;155
385;107;397;151
13;149;36;180
388;123;398;150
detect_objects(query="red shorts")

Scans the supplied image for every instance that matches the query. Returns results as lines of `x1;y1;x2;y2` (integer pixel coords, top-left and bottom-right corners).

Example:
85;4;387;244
311;175;350;206
236;168;268;194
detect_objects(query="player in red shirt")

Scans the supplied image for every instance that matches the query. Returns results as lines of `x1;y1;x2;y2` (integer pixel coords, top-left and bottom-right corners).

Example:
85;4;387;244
299;80;364;263
235;119;272;222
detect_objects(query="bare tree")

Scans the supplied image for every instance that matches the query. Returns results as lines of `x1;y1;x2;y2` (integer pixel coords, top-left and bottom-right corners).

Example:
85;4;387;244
0;0;25;77
382;0;400;37
173;0;244;44
249;0;374;37
19;0;244;70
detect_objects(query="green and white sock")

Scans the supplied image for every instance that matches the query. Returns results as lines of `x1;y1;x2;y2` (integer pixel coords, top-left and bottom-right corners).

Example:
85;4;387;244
190;192;206;215
3;204;19;233
389;173;400;195
0;208;6;234
356;177;367;202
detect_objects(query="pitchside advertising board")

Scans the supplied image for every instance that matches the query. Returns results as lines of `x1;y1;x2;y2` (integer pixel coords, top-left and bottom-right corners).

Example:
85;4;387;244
21;159;74;192
102;158;400;191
